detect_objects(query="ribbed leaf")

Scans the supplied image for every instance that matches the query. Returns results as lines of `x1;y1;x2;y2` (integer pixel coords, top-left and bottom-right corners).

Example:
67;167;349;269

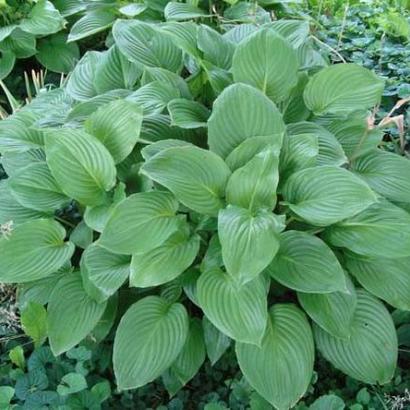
208;83;285;159
0;219;74;283
281;72;311;123
141;139;193;161
345;253;410;311
168;99;210;129
113;296;189;389
68;10;115;42
85;100;143;163
267;231;347;293
160;22;199;57
113;20;182;72
303;64;384;115
48;273;107;355
236;304;314;409
128;81;180;116
130;229;200;287
164;2;206;21
202;316;231;365
325;200;410;258
99;191;180;255
282;166;377;226
0;28;36;58
219;206;282;285
232;28;298;103
270;20;310;48
197;268;268;345
66;51;101;101
314;290;397;384
141;146;231;216
9;162;69;212
297;274;357;339
45;128;117;206
351;149;410;204
80;243;130;303
226;147;279;211
0;50;15;80
94;46;141;93
19;0;65;36
36;33;79;73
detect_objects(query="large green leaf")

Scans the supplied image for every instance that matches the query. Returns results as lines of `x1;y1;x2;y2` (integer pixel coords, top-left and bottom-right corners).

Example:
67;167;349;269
48;273;107;355
0;28;36;59
266;231;347;293
325;200;410;258
208;83;285;159
197;268;267;345
113;20;182;72
164;2;206;20
19;0;65;36
226;147;279;211
99;191;180;255
270;20;310;48
45;128;116;207
159;22;199;57
236;304;314;409
85;100;143;164
167;99;210;129
141;146;231;216
351;149;410;204
130;229;200;288
298;274;357;339
314;290;397;384
218;206;282;285
68;10;116;42
0;219;74;283
9;162;69;212
202;316;231;365
282;166;377;226
232;28;298;103
113;296;189;389
345;253;410;311
303;64;384;115
80;243;130;303
0;50;15;80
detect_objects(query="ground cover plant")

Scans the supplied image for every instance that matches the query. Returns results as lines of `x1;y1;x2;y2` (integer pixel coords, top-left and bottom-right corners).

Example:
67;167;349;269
1;4;410;410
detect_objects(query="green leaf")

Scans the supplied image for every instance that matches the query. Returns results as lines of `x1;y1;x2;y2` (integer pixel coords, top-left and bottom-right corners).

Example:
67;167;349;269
66;51;101;101
57;373;87;396
325;200;410;258
166;318;206;393
236;304;314;409
128;81;180;116
345;253;410;311
197;268;268;345
351;149;410;204
0;50;15;80
130;229;200;287
208;83;285;159
164;2;206;20
113;20;182;72
168;99;210;129
270;20;310;48
159;22;199;58
45;128;117;207
48;273;107;355
0;28;36;58
226;147;279;211
0;219;74;283
218;206;282;285
314;290;397;384
281;72;311;123
203;316;231;365
113;296;189;390
297;274;357;339
19;0;65;36
9;345;25;369
36;33;79;73
70;221;93;250
303;64;384;115
68;10;115;42
9;162;69;212
266;231;347;293
99;191;180;255
309;395;345;410
282;166;377;226
94;46;141;94
85;100;143;164
141;146;231;216
21;302;47;348
232;28;298;103
0;386;14;406
81;243;130;303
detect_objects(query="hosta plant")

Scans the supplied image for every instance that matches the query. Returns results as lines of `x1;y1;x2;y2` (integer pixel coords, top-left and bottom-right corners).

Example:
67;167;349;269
1;18;409;410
